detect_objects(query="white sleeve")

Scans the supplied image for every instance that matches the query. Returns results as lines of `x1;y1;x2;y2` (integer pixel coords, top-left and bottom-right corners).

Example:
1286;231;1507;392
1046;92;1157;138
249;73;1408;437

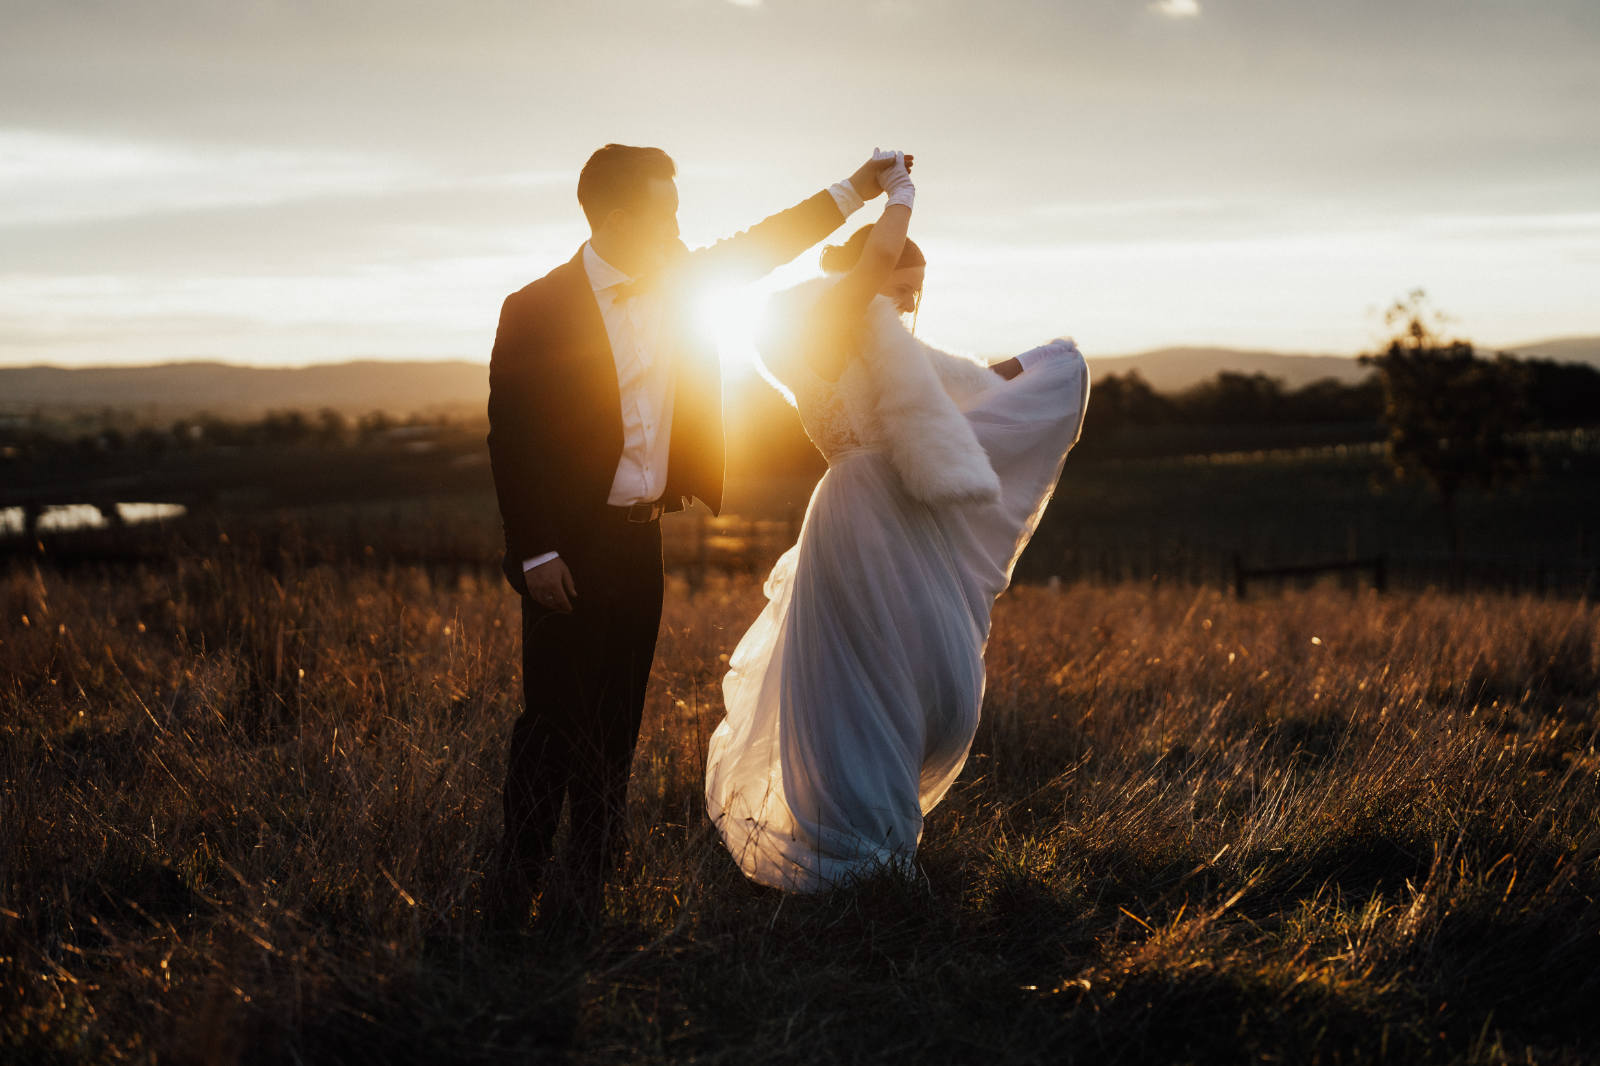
522;551;560;572
826;181;865;218
1017;337;1082;372
924;343;1004;405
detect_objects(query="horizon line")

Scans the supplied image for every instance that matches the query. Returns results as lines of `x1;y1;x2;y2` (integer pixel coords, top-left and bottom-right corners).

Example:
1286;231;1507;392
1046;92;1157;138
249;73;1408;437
4;332;1597;374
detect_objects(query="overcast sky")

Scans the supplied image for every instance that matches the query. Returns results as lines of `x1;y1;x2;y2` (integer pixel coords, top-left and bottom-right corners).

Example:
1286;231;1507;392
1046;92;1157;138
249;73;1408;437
2;0;1597;368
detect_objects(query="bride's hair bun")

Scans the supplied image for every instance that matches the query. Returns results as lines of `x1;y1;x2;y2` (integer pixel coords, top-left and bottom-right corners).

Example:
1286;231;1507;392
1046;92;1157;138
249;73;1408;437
819;225;927;274
819;241;854;274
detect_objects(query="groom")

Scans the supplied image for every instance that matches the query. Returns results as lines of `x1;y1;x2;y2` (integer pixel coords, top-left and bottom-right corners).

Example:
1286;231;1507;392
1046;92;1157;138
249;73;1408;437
484;143;901;927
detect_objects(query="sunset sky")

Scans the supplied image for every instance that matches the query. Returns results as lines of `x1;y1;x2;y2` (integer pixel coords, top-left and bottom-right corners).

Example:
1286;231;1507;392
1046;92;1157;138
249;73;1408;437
2;0;1597;371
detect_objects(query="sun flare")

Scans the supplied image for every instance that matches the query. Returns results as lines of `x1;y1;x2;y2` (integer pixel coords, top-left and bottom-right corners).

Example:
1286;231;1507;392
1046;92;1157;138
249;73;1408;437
694;282;770;381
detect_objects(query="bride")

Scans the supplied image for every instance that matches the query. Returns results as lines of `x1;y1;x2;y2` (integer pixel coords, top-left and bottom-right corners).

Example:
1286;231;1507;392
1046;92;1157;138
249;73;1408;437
704;152;1090;892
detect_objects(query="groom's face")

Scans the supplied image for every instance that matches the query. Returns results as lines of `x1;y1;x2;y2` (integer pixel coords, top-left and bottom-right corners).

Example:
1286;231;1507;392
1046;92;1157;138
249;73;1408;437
615;177;680;275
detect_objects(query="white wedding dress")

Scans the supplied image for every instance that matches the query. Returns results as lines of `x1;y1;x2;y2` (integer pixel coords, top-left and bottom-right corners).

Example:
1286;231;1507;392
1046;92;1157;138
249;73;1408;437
704;287;1090;892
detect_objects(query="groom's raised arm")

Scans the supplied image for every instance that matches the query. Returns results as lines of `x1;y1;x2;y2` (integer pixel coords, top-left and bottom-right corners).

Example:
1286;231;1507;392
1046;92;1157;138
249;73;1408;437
687;154;901;284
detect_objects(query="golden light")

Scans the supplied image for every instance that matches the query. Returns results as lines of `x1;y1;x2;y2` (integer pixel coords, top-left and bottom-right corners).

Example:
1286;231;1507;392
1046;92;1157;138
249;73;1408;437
694;281;770;382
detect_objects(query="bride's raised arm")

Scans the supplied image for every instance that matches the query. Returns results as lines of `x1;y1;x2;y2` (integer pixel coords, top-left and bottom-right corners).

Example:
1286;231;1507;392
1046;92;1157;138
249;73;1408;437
806;153;916;381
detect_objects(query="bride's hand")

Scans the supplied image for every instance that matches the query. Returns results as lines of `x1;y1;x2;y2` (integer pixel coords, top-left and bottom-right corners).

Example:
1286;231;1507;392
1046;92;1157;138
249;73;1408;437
875;150;915;209
848;150;915;201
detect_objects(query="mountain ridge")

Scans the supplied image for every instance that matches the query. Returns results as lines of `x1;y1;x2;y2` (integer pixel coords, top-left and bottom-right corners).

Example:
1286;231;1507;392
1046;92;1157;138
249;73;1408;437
3;336;1595;416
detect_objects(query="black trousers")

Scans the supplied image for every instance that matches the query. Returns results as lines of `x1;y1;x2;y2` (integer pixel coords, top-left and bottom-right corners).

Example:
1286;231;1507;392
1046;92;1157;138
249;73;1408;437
499;513;664;896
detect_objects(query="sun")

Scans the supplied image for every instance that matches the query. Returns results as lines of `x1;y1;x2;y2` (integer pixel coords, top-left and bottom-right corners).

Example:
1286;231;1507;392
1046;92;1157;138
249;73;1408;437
693;281;771;381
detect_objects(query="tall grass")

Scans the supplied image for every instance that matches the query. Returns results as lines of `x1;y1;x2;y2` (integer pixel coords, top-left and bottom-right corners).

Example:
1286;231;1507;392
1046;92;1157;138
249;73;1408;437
2;546;1596;1064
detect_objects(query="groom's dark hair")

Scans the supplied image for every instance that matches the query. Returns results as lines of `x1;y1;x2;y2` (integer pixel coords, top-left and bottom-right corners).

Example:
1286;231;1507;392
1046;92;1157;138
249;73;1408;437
578;144;677;227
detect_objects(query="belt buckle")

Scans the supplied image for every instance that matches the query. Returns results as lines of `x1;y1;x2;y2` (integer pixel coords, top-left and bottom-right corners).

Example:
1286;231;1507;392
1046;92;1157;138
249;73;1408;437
626;501;658;523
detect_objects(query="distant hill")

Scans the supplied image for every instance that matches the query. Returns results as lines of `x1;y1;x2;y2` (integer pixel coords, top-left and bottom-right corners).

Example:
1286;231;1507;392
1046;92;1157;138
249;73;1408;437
1501;336;1600;369
0;360;490;418
1084;347;1367;392
4;336;1596;417
1085;335;1600;393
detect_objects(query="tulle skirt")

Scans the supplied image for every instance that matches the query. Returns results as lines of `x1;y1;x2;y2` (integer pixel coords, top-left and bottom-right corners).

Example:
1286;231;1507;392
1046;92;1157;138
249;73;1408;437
705;351;1089;891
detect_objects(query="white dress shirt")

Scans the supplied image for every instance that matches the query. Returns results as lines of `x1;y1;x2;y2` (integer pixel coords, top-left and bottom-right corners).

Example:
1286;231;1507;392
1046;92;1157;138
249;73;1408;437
584;241;676;508
524;184;865;576
521;242;671;573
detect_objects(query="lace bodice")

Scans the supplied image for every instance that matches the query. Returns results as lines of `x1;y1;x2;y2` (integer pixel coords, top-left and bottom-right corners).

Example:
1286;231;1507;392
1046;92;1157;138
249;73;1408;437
790;359;882;462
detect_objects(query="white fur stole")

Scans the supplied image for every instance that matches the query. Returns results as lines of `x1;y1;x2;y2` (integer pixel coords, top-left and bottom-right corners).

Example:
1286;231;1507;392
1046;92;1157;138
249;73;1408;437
857;296;1001;506
762;278;1002;506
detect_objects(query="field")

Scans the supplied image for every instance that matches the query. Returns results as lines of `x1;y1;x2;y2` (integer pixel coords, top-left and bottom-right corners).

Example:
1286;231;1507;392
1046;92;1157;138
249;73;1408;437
2;538;1598;1064
11;419;1600;599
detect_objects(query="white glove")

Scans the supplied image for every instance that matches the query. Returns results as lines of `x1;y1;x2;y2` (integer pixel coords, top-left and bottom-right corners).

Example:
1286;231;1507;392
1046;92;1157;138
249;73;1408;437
1016;337;1082;372
874;148;915;210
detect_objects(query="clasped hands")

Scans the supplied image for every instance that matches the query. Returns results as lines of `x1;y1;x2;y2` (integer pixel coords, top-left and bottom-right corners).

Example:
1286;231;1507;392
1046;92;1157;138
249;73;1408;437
848;148;916;205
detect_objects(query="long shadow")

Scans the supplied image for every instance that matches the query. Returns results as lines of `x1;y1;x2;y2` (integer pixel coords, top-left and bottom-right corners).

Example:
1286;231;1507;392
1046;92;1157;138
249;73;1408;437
271;928;587;1066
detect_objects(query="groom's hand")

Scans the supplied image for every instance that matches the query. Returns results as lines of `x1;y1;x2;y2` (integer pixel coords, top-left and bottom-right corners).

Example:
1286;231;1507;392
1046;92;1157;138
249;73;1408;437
524;557;577;613
849;151;915;201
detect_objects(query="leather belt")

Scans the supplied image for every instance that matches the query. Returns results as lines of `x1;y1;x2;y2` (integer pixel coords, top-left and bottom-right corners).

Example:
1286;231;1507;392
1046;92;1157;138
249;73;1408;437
610;499;666;523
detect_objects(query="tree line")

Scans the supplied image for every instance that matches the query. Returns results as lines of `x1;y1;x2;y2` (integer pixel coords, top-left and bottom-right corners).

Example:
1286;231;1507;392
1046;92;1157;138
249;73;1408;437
1082;352;1600;439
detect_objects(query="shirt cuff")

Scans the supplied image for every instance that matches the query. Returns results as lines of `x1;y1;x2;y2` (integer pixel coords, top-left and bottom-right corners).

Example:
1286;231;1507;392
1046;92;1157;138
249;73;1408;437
522;551;560;572
827;181;865;218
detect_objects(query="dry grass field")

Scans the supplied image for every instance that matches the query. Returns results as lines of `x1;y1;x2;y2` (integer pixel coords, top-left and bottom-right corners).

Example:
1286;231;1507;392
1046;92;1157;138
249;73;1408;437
2;544;1597;1064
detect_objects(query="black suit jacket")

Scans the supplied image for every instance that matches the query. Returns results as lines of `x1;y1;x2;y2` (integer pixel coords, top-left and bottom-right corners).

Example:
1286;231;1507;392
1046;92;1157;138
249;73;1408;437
487;189;847;589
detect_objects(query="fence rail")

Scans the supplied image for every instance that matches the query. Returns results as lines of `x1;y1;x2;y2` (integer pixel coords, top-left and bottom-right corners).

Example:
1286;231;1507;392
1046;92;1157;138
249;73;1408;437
4;504;1596;600
1232;554;1387;599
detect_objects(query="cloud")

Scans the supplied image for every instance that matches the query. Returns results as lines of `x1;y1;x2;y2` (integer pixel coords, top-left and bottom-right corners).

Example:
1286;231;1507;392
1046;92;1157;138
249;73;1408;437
0;130;426;228
1150;0;1201;17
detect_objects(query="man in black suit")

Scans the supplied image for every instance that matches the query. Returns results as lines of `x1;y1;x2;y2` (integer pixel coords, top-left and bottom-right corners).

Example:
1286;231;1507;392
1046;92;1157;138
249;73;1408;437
484;143;903;927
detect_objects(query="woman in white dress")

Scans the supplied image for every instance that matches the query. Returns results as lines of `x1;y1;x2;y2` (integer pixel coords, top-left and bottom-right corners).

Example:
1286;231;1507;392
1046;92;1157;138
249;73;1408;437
704;153;1090;892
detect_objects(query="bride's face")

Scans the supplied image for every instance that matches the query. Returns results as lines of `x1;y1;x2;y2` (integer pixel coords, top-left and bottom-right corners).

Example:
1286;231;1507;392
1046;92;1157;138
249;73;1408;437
880;266;924;315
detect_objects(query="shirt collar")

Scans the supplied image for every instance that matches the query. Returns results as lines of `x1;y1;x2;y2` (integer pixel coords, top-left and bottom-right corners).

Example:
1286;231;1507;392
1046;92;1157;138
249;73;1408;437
582;241;633;293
